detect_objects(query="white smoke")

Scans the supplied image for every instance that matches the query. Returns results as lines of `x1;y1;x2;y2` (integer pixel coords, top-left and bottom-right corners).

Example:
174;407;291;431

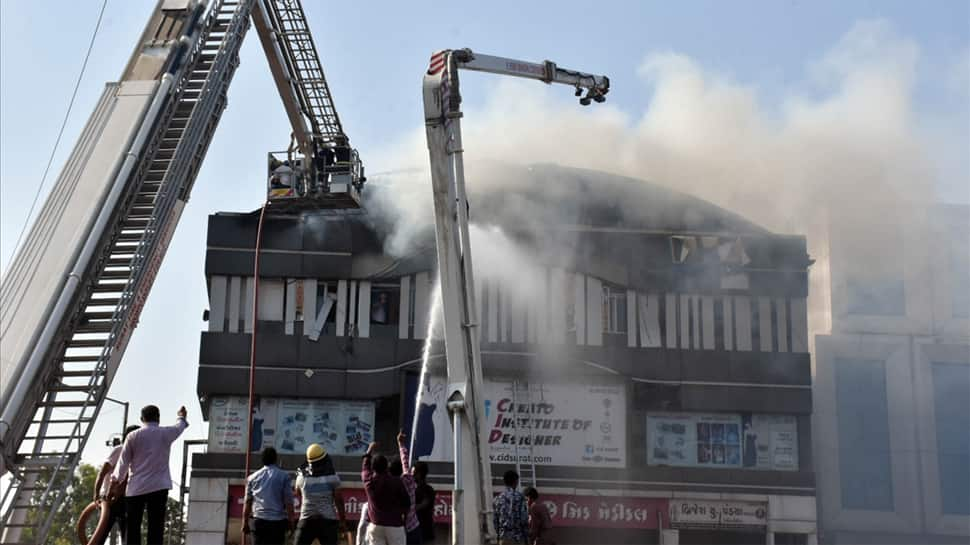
368;20;959;243
365;19;966;342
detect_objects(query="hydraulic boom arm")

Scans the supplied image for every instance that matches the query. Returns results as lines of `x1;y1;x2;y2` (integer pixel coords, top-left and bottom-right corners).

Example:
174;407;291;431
422;49;609;545
251;0;364;204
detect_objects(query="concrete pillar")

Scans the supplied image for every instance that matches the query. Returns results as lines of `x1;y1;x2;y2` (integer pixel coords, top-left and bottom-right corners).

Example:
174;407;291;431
660;529;679;545
766;531;775;545
807;533;818;545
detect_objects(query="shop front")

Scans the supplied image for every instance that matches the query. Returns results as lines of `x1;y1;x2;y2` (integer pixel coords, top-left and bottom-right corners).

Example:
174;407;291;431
223;486;668;545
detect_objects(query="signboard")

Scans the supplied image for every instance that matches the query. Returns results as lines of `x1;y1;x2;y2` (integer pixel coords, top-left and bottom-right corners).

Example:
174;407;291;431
209;397;375;456
208;397;250;452
411;377;626;468
646;412;797;471
668;499;767;529
227;485;666;530
538;494;667;529
742;414;798;471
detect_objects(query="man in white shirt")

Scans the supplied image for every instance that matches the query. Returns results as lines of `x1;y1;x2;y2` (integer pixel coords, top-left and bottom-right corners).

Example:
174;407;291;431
93;425;139;544
111;405;188;545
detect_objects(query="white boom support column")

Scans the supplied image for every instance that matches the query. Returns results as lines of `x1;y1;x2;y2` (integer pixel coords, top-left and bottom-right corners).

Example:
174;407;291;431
422;48;608;545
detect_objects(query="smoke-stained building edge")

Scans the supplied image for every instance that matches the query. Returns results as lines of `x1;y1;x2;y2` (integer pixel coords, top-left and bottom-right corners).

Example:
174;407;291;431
186;165;818;545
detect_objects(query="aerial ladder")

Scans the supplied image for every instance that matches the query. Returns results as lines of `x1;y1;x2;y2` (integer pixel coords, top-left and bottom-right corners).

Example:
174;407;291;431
422;49;608;545
0;0;362;542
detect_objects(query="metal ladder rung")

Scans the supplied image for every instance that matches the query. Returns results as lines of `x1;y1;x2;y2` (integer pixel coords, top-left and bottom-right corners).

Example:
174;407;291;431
90;284;125;293
36;400;93;408
23;434;85;441
59;355;100;363
76;322;113;333
66;339;106;348
51;381;100;391
87;297;121;306
99;268;133;278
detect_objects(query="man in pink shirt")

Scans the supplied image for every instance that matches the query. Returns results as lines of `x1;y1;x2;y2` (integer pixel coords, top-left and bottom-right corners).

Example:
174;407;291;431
111;405;188;545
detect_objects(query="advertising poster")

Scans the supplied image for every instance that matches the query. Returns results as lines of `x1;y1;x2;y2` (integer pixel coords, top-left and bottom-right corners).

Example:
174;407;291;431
208;397;374;455
274;399;374;456
647;412;797;471
408;376;626;468
646;412;742;468
742;414;798;470
208;397;250;453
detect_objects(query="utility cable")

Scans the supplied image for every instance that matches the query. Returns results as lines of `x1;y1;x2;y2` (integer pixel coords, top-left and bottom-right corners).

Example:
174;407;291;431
4;0;109;266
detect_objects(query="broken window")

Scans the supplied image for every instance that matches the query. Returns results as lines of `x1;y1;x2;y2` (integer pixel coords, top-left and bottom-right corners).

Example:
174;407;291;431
565;274;576;333
370;284;401;325
316;281;337;324
670;235;698;264
602;283;627;334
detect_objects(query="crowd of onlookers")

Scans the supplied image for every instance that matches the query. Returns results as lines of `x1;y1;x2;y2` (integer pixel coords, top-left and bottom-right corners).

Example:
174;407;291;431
243;431;554;545
243;431;436;545
91;404;553;545
492;469;553;545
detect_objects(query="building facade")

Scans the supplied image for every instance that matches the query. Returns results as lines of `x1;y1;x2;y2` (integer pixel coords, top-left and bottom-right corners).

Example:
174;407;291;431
185;165;818;544
813;204;970;544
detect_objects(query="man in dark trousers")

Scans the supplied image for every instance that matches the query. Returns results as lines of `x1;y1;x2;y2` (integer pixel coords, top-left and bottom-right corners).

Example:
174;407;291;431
242;447;295;545
524;487;554;545
293;443;346;545
412;461;435;544
111;405;188;545
93;425;140;544
361;441;410;545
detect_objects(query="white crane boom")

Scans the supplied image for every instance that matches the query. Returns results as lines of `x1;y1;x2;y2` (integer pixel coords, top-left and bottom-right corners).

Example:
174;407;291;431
422;48;609;545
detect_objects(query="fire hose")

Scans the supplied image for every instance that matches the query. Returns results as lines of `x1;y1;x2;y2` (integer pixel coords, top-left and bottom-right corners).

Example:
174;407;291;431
76;480;125;545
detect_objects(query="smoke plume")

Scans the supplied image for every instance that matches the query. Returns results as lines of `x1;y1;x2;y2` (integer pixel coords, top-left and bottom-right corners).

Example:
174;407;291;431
364;19;966;342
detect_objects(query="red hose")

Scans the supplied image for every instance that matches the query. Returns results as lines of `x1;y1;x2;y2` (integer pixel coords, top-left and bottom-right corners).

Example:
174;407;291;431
242;202;268;545
76;500;112;545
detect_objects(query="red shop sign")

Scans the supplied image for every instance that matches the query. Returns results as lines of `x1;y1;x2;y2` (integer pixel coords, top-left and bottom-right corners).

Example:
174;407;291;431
228;486;667;530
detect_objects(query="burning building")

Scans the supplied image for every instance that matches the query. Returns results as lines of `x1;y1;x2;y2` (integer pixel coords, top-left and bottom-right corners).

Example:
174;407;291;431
813;204;969;545
185;164;818;544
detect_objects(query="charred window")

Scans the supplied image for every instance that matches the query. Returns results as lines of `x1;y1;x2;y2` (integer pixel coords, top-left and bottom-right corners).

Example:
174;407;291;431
370;284;401;325
602;283;627;334
565;274;577;333
315;281;337;324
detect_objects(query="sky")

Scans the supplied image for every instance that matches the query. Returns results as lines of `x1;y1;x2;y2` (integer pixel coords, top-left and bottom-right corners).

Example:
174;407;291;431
1;0;968;492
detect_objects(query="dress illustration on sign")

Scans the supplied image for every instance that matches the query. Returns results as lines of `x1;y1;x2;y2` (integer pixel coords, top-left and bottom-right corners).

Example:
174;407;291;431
647;412;797;471
407;376;626;468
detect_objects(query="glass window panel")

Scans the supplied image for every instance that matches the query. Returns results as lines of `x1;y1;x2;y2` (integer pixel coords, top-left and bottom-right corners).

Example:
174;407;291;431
932;362;970;515
835;358;894;511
